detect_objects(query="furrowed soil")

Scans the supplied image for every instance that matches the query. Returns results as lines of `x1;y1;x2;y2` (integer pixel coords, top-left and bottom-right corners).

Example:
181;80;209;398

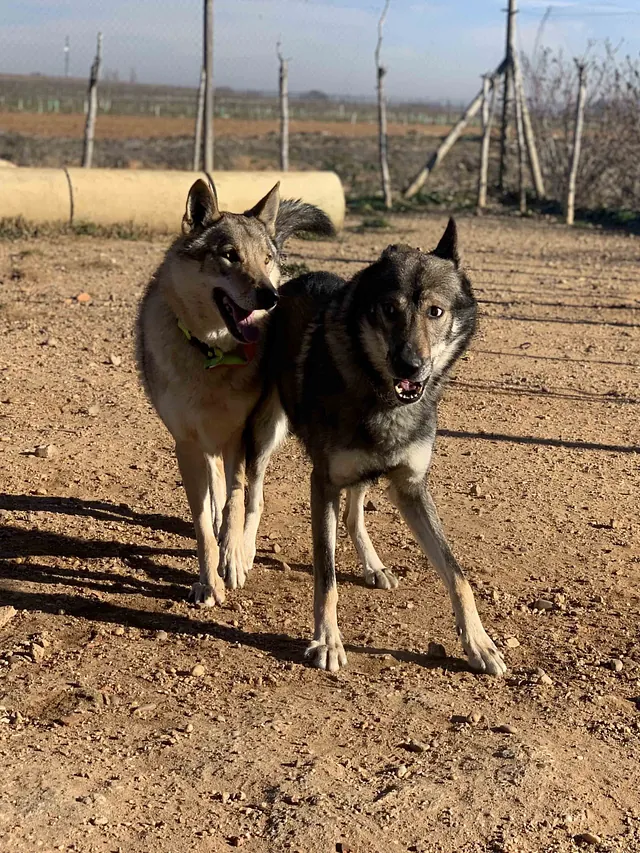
0;213;639;853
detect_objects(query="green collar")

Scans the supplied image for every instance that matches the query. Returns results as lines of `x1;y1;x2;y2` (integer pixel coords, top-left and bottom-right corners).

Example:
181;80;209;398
178;320;256;368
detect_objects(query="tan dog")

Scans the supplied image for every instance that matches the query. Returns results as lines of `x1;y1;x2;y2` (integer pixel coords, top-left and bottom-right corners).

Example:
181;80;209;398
136;178;333;606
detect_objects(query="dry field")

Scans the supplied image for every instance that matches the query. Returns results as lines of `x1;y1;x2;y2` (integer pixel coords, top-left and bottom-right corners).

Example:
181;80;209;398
0;112;466;141
0;212;639;853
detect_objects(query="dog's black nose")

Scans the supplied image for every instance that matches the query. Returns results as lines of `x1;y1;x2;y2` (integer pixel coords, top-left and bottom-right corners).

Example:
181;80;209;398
393;343;427;379
256;285;279;311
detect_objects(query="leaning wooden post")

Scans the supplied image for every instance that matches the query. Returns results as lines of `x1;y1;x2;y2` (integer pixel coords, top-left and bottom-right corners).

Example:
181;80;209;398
192;67;206;171
513;67;527;213
81;32;102;168
404;58;506;199
277;42;289;172
514;52;545;199
566;61;587;226
203;0;214;172
477;75;497;211
375;0;392;209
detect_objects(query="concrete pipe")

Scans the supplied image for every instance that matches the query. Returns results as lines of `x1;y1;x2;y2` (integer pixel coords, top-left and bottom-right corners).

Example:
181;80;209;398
0;168;345;232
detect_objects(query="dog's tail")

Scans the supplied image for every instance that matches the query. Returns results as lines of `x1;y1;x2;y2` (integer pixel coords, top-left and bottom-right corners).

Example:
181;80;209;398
275;199;334;250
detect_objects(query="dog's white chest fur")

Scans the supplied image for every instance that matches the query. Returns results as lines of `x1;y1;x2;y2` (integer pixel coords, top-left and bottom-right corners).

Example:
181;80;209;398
328;439;433;488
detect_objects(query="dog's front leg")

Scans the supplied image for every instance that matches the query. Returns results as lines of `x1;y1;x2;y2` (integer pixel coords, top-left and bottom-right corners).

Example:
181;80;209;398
244;390;288;573
344;483;398;590
305;468;347;672
206;454;226;539
177;441;225;607
388;474;506;676
218;431;248;590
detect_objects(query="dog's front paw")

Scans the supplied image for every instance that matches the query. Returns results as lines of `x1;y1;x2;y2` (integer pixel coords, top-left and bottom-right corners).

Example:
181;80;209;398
460;626;507;676
189;581;225;607
305;636;347;672
364;566;399;590
219;542;248;590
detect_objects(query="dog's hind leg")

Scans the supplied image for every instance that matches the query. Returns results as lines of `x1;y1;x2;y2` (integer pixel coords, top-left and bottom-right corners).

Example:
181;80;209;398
305;468;347;672
218;430;248;590
387;473;506;676
206;454;226;539
344;484;398;590
177;441;225;607
244;392;288;574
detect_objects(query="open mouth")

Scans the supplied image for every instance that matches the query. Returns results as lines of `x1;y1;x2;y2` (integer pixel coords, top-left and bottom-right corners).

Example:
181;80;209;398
213;288;260;344
394;378;425;404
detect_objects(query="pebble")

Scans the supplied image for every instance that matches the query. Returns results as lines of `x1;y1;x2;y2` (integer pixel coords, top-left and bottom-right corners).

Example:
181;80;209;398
395;764;408;778
531;598;554;611
402;739;428;753
30;643;46;663
467;711;482;725
76;292;92;303
272;543;281;554
538;671;553;686
35;444;56;459
281;562;292;573
493;724;517;735
113;626;125;636
427;641;447;659
155;630;168;641
575;831;601;846
109;354;122;367
469;483;483;497
505;637;520;649
87;404;100;417
0;606;16;630
191;663;206;677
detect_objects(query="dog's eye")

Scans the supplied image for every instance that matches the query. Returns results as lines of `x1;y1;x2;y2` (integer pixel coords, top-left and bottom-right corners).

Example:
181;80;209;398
265;253;273;265
221;247;240;264
428;306;444;318
382;302;397;319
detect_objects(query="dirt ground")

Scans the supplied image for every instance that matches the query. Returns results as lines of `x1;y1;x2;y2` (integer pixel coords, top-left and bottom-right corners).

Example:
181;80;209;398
0;212;639;853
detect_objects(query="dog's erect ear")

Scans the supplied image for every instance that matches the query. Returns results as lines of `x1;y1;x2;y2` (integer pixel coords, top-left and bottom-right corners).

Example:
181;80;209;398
432;217;460;267
182;179;221;234
246;182;281;237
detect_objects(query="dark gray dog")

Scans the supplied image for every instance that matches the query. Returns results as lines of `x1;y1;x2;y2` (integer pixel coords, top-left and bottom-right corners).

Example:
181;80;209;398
248;219;506;676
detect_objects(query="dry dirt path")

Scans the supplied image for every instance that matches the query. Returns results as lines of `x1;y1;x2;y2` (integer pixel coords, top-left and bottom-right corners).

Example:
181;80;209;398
0;214;639;852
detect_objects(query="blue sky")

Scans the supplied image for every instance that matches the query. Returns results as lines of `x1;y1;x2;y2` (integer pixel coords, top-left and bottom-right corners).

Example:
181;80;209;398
1;1;639;100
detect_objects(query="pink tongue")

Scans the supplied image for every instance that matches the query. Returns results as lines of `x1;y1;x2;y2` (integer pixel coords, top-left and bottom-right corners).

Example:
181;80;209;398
237;312;260;343
399;379;418;391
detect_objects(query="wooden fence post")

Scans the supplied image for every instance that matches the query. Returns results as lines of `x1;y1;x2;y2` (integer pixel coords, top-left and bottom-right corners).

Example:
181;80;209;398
193;67;206;171
81;32;102;168
203;0;214;173
477;75;497;211
375;0;392;209
498;0;517;190
514;52;545;199
277;42;289;172
566;61;587;226
514;68;527;213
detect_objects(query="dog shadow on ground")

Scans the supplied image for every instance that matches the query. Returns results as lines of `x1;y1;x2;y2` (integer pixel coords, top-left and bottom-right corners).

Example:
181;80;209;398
0;492;468;673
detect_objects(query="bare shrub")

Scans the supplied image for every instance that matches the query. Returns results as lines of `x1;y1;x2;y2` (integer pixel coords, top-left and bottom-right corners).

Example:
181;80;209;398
523;44;640;213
